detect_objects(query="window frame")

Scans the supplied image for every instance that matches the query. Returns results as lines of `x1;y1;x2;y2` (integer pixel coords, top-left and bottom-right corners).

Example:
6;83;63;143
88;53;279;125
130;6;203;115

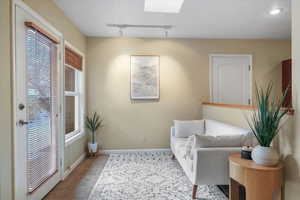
64;42;85;147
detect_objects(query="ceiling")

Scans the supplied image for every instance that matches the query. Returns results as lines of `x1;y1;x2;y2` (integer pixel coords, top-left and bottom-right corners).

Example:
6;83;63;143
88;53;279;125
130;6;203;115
53;0;291;39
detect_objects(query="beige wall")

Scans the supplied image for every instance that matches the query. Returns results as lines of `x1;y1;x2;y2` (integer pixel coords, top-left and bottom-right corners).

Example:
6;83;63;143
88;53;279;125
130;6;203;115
285;0;300;199
0;0;87;199
0;0;13;199
87;37;291;150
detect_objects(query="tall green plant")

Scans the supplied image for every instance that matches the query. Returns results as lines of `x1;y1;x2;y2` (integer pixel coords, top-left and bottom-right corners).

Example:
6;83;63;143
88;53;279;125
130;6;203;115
86;112;103;144
246;82;289;147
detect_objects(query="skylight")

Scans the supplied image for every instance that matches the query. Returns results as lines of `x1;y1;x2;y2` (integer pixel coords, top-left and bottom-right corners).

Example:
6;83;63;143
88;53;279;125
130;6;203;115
144;0;185;13
269;8;283;16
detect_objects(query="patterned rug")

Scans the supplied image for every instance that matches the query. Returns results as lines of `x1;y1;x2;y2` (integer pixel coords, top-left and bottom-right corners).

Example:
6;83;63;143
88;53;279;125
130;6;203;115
88;152;228;200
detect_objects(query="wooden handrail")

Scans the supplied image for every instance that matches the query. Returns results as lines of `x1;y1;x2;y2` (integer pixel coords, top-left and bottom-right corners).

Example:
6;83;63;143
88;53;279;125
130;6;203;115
202;102;294;115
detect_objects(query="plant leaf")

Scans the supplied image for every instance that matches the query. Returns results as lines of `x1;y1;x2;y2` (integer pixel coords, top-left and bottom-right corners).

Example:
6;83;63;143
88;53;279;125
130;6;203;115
245;82;288;147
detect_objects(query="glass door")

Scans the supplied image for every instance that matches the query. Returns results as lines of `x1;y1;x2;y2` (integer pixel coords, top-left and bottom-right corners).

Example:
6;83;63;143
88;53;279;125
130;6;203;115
14;4;62;200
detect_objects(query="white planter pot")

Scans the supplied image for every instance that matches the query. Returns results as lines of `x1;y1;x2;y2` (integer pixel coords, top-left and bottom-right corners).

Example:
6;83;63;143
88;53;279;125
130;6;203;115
252;145;279;166
88;142;98;153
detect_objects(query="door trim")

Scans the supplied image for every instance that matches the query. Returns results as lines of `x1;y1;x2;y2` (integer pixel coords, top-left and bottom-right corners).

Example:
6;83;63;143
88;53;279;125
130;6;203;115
209;54;253;104
11;0;65;199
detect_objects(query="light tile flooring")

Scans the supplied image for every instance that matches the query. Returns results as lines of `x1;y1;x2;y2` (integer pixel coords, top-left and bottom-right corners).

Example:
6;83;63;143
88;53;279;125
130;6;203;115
43;155;108;200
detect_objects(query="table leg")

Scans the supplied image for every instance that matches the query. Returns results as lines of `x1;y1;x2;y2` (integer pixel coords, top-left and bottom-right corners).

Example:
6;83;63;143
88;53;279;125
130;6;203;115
230;178;240;200
273;187;282;200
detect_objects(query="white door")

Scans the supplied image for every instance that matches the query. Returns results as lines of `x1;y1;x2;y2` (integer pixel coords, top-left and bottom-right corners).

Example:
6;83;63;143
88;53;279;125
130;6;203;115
211;55;252;105
14;3;62;200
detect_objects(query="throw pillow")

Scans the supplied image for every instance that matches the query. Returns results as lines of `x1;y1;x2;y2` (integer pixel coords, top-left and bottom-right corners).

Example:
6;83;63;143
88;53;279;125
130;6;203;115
174;120;205;138
183;135;195;159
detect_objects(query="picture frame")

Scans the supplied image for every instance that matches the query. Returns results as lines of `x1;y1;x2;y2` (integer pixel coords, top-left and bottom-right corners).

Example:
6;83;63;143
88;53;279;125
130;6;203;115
130;55;160;100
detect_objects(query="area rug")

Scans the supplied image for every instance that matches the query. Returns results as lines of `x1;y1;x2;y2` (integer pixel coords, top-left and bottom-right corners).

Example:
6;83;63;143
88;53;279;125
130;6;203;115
88;152;228;200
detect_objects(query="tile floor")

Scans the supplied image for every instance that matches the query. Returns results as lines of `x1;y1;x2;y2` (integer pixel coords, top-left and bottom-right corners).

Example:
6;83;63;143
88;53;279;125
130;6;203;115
43;155;108;200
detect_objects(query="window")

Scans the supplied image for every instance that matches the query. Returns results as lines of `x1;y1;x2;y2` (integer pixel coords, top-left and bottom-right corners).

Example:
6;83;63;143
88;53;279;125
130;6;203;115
64;45;84;144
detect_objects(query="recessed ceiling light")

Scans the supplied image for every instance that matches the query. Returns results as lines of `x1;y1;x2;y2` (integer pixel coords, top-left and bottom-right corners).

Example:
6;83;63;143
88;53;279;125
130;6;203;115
144;0;185;13
269;8;283;15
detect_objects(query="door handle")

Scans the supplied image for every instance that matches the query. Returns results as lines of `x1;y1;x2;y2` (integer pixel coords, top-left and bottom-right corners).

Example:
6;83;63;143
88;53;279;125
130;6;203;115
18;103;25;110
18;120;30;126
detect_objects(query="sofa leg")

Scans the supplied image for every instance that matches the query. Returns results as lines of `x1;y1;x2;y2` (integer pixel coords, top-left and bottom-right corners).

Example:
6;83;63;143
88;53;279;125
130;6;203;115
171;154;175;160
192;185;198;199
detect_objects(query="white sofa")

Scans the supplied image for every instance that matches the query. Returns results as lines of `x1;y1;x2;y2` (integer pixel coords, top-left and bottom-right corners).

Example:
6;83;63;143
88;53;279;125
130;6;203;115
170;119;252;199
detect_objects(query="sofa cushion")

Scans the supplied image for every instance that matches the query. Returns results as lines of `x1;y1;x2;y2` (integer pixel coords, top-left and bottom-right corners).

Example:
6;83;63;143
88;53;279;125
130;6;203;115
174;120;205;138
183;135;195;160
194;134;244;148
205;120;250;136
205;120;252;146
186;155;194;172
172;137;188;155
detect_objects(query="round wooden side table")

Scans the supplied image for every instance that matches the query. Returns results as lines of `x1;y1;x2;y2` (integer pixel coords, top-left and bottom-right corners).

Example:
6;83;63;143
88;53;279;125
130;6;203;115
229;154;283;200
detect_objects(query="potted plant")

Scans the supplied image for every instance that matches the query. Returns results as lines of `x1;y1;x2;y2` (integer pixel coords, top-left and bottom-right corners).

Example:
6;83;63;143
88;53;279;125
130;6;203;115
86;112;103;154
246;83;289;166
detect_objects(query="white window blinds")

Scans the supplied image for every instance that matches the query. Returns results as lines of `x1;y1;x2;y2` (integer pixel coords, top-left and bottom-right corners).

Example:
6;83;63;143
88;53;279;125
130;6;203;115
25;26;58;193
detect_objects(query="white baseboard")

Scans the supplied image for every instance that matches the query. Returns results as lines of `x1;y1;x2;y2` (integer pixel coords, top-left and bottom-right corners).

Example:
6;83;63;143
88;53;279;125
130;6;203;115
63;153;86;180
101;148;171;154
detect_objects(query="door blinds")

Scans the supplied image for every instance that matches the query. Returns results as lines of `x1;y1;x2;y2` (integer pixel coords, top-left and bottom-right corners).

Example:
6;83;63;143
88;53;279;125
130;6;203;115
25;26;58;193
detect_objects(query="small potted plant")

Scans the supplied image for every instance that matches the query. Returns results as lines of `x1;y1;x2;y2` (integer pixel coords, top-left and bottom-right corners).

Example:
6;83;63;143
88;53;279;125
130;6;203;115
246;83;289;166
86;112;103;154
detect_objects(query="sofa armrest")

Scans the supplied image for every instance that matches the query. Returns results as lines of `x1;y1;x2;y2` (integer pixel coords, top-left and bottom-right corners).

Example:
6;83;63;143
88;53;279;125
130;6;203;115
192;147;241;185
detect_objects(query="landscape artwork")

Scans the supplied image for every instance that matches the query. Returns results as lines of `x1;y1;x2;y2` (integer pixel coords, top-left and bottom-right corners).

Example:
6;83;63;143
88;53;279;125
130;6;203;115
130;55;160;99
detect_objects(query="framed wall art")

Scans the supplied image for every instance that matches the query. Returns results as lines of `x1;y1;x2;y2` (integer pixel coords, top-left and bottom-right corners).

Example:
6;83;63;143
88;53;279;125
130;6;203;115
130;55;160;99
